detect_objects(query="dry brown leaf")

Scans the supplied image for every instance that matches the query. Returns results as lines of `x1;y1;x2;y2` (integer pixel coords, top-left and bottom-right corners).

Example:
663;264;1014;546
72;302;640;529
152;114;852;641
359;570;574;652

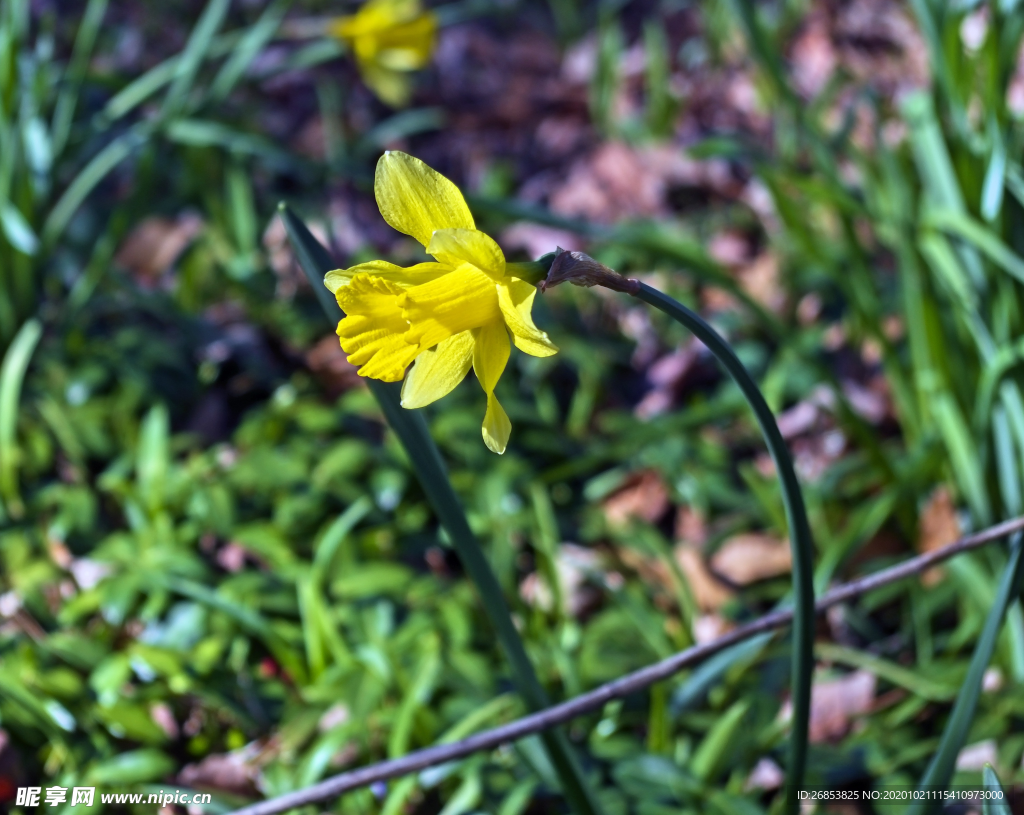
535;115;591;159
520;544;601;617
635;341;701;419
617;546;671;590
675;546;735;611
793;429;847;481
739;252;786;314
1009;41;1024;115
674;506;708;547
700;286;739;312
318;704;350;732
983;667;1004;693
550;142;665;223
115;214;203;284
776;400;821;440
955;739;998;772
692;613;734;644
744;757;784;792
292;115;325;160
918;486;960;587
842;379;890;425
833;0;930;94
710;533;791;585
150;702;179;739
500;222;583;260
178;751;260;797
215;542;248;573
781;670;876;743
519;572;554;612
708;230;750;267
789;12;837;99
306;335;364;396
548;142;727;226
602;470;670;527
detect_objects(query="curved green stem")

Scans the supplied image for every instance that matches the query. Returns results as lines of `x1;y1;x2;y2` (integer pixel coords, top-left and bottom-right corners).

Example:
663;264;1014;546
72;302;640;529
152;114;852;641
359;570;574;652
634;283;815;810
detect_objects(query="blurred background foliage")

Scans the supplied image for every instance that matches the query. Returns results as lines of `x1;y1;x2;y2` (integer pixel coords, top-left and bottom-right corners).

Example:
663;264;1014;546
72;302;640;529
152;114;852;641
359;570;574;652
4;0;1024;812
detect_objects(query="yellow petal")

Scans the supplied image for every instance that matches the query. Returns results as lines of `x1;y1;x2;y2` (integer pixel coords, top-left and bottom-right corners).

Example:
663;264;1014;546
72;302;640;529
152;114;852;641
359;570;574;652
326;261;450;294
471;322;511;453
426;228;505;279
360;63;413;107
400;330;474;408
375;152;475;247
471;320;510;393
497;279;558;357
335;275;418;381
401;264;500;351
482;393;511;454
375;14;436;69
330;0;421;38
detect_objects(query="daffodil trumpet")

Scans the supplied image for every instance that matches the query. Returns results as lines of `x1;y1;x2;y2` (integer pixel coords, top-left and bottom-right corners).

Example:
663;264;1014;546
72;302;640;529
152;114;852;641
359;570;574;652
329;0;437;107
324;151;559;454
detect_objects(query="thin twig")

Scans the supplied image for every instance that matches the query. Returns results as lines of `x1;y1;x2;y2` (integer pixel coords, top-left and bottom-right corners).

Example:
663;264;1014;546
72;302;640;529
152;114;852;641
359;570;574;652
227;515;1024;815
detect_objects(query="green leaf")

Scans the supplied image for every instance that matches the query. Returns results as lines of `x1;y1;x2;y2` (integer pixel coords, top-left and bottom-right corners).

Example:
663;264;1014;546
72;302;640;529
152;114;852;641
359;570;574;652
160;0;232;119
908;536;1024;814
982;765;1011;815
815;643;957;701
311;496;373;580
933;393;992;525
165;119;294;165
41;129;145;246
0;317;42;520
50;0;108;157
99;34;239;124
85;749;176;786
0;201;38;255
690;699;750;782
925;208;1024;287
981;124;1006;223
208;0;291;102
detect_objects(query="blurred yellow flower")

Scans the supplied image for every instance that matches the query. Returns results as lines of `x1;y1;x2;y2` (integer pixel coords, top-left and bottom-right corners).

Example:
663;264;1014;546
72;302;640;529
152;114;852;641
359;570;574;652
325;152;558;454
329;0;437;107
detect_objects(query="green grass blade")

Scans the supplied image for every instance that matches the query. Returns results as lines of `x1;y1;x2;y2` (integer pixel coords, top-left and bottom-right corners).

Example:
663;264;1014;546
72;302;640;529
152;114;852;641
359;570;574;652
933;393;993;525
906;0;967;133
635;283;815;812
311;495;373;581
926;208;1024;286
0;316;41;520
814;643;956;701
690;699;750;782
98;34;237;125
209;0;290;103
907;535;1024;814
902;91;985;289
160;0;231;119
164;119;294;165
41;128;145;247
151;572;307;685
982;765;1011;815
50;0;107;157
981;123;1006;223
0;201;38;255
279;204;605;815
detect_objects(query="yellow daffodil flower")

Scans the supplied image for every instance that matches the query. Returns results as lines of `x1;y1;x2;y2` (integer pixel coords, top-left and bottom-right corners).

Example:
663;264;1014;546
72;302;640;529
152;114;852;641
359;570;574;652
325;152;559;454
329;0;437;107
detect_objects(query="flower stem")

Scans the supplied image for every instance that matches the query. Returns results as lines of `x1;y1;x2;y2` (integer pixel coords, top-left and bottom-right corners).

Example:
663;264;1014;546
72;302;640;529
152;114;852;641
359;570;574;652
280;205;605;815
633;282;815;811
